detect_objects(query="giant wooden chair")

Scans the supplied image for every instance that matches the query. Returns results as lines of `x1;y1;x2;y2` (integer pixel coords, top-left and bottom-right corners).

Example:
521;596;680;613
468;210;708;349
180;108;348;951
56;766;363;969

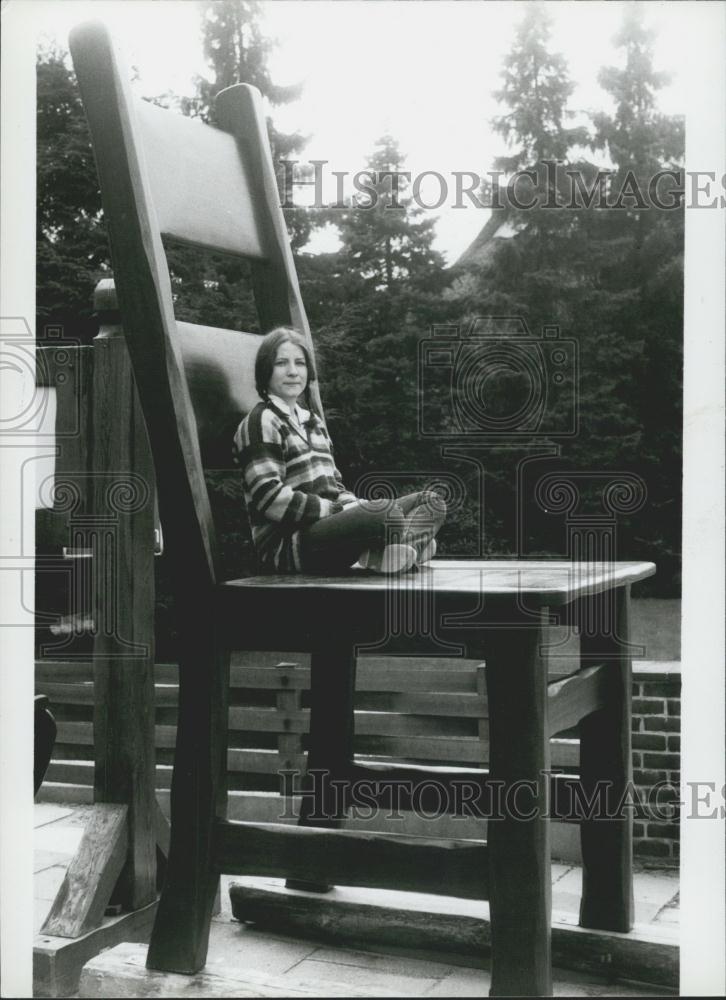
70;22;655;996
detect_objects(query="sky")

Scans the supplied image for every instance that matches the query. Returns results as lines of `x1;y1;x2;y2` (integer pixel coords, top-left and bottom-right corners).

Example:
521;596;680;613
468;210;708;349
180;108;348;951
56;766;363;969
28;0;698;262
32;0;693;260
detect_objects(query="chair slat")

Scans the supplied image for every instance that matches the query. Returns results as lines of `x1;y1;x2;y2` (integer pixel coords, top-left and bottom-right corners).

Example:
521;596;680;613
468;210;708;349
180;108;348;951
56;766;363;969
176;321;261;460
355;734;488;764
136;100;267;260
548;661;610;735
214;819;490;900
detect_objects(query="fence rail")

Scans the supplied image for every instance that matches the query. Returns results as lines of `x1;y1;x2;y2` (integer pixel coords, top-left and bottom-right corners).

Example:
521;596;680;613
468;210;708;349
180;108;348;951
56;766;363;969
37;652;581;802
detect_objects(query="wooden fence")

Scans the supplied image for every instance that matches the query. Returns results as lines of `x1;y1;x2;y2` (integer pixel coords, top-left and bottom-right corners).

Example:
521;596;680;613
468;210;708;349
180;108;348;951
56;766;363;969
36;650;580;804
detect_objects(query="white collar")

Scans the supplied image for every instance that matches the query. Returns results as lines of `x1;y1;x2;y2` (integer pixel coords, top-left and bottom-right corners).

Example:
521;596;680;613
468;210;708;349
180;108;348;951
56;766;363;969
268;394;310;425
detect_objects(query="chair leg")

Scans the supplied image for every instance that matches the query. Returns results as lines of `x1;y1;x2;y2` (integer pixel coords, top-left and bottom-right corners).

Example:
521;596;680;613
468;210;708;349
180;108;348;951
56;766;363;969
146;636;230;974
579;585;634;932
286;643;357;893
485;621;552;997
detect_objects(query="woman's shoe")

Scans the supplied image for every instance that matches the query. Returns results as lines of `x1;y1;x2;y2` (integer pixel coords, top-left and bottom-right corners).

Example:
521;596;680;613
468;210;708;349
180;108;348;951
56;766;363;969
415;537;437;565
358;543;417;574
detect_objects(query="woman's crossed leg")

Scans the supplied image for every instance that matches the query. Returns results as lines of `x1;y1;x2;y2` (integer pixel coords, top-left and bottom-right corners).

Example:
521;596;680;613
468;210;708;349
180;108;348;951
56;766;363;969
299;491;446;574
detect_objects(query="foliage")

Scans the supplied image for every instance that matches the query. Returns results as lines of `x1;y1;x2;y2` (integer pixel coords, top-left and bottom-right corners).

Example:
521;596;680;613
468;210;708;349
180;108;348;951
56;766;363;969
324;135;444;293
36;46;110;342
593;5;683;182
492;2;588;171
588;3;684;590
445;3;683;592
306;138;447;480
192;0;301;113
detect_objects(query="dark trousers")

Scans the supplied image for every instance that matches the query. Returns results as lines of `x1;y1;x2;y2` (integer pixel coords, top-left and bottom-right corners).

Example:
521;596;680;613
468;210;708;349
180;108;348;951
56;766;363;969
299;491;446;573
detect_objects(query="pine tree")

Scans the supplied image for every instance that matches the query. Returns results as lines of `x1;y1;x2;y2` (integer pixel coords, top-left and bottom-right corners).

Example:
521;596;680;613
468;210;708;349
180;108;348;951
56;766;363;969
449;3;592;377
593;4;683;186
310;136;448;482
586;3;685;590
452;3;591;326
185;0;300;119
492;2;587;171
443;3;683;589
330;135;444;296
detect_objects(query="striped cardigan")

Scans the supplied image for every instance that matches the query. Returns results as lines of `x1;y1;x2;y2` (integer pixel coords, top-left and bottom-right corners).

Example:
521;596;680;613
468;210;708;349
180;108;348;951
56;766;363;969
233;399;357;571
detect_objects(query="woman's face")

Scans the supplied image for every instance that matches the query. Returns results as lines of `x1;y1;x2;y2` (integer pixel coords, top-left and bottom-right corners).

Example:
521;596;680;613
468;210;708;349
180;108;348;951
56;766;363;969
267;339;308;406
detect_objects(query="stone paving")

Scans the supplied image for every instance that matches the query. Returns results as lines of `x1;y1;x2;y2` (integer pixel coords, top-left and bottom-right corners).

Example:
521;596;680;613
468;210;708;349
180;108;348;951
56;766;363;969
34;802;679;997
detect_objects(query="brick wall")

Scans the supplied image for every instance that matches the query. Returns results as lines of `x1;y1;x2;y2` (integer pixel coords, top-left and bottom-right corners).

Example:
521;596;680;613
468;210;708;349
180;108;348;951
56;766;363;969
632;662;681;864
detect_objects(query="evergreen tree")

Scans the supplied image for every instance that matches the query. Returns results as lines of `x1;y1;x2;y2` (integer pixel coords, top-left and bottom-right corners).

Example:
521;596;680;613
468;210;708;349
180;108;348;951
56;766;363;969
308;136;448;489
587;3;684;589
444;3;683;591
330;135;444;295
195;0;297;107
451;3;591;325
36;47;111;342
492;2;587;171
593;4;683;187
447;1;591;421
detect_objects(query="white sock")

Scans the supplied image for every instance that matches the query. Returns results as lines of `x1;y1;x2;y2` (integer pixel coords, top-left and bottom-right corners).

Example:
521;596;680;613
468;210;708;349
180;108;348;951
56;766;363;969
358;543;417;574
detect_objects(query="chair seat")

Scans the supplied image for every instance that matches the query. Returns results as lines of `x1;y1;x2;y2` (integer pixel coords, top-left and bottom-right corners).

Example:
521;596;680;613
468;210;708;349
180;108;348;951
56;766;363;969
217;560;655;652
222;559;655;600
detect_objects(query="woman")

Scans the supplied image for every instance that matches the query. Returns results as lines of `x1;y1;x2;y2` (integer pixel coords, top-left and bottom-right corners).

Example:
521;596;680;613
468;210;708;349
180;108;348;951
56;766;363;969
233;327;445;574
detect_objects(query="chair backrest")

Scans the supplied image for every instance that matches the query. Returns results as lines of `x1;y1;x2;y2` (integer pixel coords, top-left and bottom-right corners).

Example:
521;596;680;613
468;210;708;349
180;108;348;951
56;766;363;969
69;22;323;589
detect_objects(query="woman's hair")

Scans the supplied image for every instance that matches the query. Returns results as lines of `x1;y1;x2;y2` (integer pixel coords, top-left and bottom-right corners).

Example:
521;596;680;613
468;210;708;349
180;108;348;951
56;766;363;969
254;326;318;403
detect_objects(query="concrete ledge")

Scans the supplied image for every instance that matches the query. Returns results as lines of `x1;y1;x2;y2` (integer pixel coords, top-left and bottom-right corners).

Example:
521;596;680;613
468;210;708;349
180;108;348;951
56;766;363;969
632;661;681;683
229;878;679;990
79;941;398;997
